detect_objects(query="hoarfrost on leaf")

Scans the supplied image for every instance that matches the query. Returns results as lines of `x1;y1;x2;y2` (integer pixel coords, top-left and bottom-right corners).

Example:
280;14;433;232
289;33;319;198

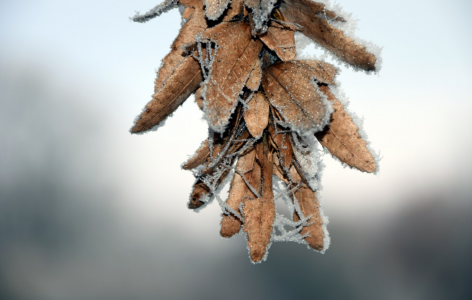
130;0;381;263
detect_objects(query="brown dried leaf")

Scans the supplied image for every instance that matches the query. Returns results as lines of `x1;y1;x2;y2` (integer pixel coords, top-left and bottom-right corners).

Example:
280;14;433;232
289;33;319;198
280;0;377;71
220;147;257;238
262;61;329;133
155;6;206;94
245;59;261;91
244;92;269;139
131;56;202;133
259;22;296;61
292;186;325;251
182;139;210;170
131;7;207;133
188;180;211;209
243;137;275;263
188;162;235;209
199;22;263;132
315;85;377;173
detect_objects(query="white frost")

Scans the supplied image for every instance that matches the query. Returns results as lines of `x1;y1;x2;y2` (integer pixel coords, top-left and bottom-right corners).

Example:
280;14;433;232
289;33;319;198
132;0;177;23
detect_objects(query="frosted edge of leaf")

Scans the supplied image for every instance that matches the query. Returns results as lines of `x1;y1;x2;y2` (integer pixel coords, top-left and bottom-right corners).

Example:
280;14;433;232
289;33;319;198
314;191;331;253
294;32;319;60
181;137;208;169
324;1;383;74
297;82;334;138
328;82;381;174
272;80;334;138
132;0;178;23
242;217;274;265
129;109;170;135
179;4;189;26
298;1;383;74
188;183;213;213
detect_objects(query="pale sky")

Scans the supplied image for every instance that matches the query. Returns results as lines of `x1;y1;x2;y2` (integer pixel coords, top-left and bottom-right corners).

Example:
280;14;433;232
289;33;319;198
1;1;472;298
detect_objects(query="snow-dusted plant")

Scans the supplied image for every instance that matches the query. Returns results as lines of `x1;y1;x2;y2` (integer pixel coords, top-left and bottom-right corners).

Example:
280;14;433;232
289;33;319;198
130;0;381;263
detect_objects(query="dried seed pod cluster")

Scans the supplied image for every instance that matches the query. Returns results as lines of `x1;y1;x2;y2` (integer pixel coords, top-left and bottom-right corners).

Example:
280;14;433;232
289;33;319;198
131;0;381;263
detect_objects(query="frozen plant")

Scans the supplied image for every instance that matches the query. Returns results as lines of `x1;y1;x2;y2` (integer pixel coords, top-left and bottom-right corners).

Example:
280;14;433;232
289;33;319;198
130;0;381;263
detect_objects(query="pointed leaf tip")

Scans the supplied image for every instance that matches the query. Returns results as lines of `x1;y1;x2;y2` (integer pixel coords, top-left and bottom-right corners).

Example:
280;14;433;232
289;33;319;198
315;85;377;173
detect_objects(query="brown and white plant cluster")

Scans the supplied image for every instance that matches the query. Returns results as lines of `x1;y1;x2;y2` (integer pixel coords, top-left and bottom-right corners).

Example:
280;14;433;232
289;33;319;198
130;0;381;263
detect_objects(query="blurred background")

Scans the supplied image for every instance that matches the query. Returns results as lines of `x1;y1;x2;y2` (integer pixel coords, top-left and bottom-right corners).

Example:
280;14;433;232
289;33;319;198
1;0;471;299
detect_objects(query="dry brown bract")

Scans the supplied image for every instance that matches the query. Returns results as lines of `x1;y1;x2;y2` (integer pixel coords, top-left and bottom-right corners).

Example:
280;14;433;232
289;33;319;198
130;0;381;263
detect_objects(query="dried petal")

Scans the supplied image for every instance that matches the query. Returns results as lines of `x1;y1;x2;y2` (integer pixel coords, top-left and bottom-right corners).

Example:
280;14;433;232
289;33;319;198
244;92;269;139
262;61;330;134
280;0;378;71
259;22;296;61
198;22;263;132
315;85;377;172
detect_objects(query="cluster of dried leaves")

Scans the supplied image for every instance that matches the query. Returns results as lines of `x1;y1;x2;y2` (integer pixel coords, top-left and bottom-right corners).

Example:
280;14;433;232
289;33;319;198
131;0;379;263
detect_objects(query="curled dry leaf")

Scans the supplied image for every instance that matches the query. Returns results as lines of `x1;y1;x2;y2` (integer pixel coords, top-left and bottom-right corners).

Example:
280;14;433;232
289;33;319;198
315;85;377;173
131;0;380;263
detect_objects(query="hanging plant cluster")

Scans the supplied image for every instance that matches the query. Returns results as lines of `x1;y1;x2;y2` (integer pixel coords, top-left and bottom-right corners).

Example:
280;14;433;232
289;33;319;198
130;0;381;263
